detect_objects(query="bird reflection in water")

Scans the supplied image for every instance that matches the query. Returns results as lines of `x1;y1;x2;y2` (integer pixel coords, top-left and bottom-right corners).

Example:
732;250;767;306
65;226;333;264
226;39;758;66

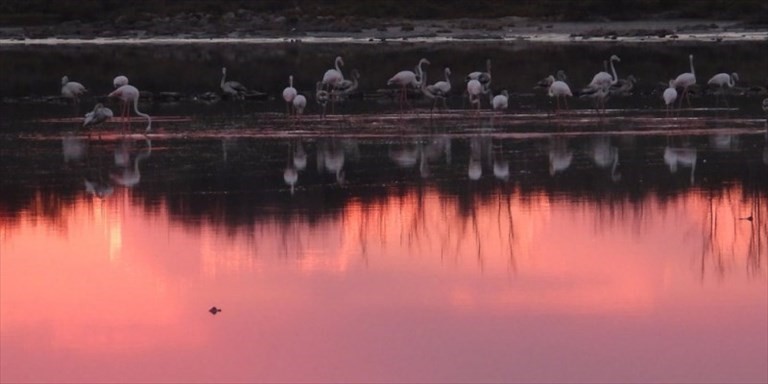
317;140;346;185
111;137;152;188
283;140;306;195
590;136;621;182
664;146;697;185
468;137;485;181
493;142;510;181
548;136;573;176
62;134;87;165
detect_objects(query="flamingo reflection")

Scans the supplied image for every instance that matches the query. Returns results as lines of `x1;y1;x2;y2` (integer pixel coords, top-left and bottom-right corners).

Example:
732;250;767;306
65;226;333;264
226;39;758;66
590;136;621;181
493;144;510;181
111;138;152;188
317;141;345;184
468;137;483;180
62;134;87;164
664;146;697;185
84;178;114;199
548;137;573;176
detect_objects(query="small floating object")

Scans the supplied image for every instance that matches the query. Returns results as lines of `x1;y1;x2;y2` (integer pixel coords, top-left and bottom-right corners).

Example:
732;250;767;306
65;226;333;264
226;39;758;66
209;306;221;315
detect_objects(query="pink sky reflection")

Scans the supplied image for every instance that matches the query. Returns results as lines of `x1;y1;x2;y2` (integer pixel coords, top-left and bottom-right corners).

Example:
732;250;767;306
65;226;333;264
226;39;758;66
1;187;766;383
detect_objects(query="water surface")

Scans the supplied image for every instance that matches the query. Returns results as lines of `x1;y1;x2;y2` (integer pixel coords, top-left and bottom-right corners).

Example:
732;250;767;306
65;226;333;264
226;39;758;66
1;41;766;384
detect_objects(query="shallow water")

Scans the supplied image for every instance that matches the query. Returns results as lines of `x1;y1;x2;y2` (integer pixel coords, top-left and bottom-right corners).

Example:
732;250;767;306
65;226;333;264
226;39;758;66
1;41;767;383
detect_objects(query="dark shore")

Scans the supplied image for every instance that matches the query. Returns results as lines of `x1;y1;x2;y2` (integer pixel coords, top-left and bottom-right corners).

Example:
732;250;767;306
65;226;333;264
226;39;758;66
1;0;767;41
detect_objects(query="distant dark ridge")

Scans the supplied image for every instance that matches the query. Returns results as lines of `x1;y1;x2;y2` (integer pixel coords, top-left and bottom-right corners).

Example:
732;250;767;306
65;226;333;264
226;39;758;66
1;0;767;26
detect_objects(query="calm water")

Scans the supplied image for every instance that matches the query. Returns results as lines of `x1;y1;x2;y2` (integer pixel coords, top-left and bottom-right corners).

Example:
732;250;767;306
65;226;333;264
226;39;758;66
1;40;767;383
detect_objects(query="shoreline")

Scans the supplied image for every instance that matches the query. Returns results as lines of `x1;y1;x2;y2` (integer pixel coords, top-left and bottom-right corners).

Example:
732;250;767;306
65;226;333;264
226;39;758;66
1;18;767;44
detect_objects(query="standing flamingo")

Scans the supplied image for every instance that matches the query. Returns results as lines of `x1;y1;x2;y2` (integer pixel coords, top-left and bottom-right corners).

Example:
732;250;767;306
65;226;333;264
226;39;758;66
387;58;430;111
282;75;297;115
467;59;492;105
292;94;307;118
467;79;483;112
707;72;739;106
322;56;345;90
548;75;573;113
61;76;87;103
663;79;678;116
492;90;509;111
587;55;620;89
673;54;696;108
426;67;452;109
108;85;152;132
220;67;248;100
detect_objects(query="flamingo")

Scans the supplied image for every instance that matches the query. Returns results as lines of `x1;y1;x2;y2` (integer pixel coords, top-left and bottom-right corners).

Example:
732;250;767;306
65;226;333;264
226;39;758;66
220;67;248;100
108;84;152;132
467;59;492;105
587;55;620;89
83;103;114;127
673;54;696;108
61;76;87;103
536;70;567;89
492;90;509;111
388;58;430;111
292;94;307;117
322;56;345;90
707;72;739;106
467;79;483;111
282;75;297;115
548;138;573;176
113;75;129;88
332;69;360;102
548;76;573;112
663;79;678;115
426;67;451;109
315;81;330;117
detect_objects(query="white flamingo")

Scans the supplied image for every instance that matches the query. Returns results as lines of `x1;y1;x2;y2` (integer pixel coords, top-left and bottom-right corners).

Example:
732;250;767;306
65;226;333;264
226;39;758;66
322;56;345;90
547;76;572;112
426;67;451;109
83;103;114;127
282;75;297;115
292;94;307;117
108;84;152;132
707;72;739;106
388;58;430;111
220;67;248;100
467;79;483;111
492;90;509;111
673;54;696;108
663;79;678;115
113;75;128;88
467;59;492;105
587;55;620;88
61;76;87;103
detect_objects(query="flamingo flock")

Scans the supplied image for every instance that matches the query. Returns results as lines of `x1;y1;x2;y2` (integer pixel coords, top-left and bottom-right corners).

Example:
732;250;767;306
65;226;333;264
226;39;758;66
60;52;766;134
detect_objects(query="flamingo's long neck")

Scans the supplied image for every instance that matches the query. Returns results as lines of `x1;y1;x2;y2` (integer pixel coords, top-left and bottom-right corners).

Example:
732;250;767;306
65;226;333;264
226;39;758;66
221;70;226;88
289;75;293;88
444;69;450;83
610;58;618;84
335;58;343;73
689;56;695;77
728;74;735;87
